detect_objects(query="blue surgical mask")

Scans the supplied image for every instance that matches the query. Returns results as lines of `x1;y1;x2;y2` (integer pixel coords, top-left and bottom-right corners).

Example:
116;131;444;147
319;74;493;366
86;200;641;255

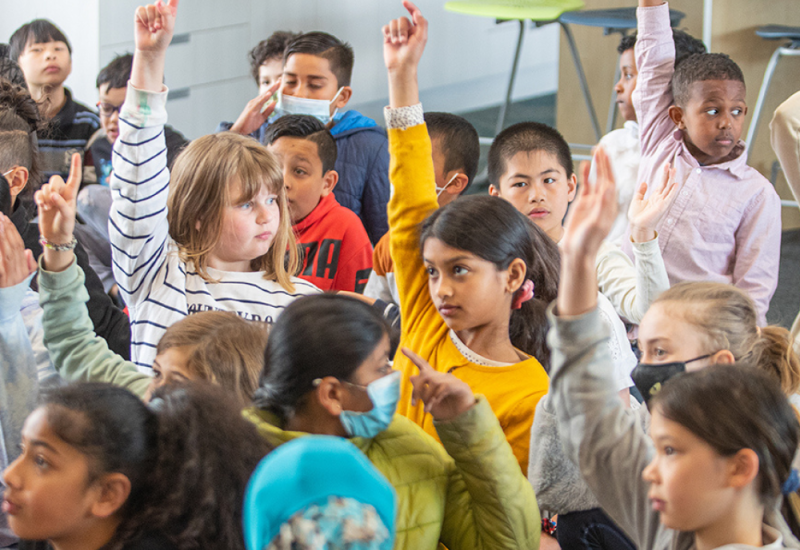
274;87;344;124
339;371;401;439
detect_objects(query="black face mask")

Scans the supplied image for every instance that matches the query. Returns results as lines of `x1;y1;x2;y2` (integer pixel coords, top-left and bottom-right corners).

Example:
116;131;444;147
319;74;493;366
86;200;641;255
0;174;11;217
631;354;710;407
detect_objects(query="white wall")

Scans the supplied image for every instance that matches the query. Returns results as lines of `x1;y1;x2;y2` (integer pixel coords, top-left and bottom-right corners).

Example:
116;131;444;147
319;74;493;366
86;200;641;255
1;0;558;139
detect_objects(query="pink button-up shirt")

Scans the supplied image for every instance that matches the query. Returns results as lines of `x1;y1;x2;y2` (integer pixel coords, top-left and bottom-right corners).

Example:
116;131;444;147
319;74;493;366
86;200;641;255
623;2;781;325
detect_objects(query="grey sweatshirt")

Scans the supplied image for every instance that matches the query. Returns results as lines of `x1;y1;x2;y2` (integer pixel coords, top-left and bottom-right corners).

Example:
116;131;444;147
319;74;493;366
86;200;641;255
546;304;800;550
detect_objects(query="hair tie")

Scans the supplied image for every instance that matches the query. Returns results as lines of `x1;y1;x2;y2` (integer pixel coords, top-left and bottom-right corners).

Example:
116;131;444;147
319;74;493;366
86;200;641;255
783;469;800;495
512;280;535;310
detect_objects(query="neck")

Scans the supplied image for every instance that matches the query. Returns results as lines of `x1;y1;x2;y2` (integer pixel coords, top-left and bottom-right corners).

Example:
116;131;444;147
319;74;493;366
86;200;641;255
455;315;520;364
693;498;765;550
51;518;120;550
206;257;255;273
30;84;66;118
549;225;565;244
285;411;346;437
683;134;736;166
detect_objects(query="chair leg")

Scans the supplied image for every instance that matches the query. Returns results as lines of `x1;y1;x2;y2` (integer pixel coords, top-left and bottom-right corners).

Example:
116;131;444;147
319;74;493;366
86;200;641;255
559;21;602;141
746;46;782;148
496;19;526;136
606;53;622;134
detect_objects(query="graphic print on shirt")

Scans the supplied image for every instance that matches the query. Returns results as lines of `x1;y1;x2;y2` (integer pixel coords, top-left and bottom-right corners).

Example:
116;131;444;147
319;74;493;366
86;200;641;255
300;239;371;293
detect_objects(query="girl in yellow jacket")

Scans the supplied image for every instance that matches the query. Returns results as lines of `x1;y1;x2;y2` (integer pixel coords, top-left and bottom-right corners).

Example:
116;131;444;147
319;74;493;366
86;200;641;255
383;1;554;473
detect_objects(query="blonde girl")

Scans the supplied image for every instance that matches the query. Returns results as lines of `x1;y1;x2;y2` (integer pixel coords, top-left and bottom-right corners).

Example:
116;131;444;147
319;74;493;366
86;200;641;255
107;0;317;369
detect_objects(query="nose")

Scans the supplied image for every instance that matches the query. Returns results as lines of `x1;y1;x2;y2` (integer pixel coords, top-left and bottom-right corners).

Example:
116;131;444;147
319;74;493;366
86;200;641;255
255;203;273;225
434;276;453;301
528;183;545;203
718;112;732;129
614;76;624;94
642;456;659;484
3;457;23;491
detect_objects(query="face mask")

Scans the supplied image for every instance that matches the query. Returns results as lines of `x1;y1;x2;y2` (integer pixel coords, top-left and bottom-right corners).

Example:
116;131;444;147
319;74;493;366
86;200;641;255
631;354;710;407
436;172;460;199
274;87;344;124
338;371;401;439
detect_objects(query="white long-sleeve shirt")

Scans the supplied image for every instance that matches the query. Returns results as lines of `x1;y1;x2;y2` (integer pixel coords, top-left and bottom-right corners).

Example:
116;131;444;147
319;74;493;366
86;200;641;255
110;84;319;370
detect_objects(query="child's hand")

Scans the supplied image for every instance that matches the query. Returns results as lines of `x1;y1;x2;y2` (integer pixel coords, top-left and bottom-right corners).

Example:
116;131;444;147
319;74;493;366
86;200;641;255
34;154;81;272
134;0;179;55
382;1;428;74
0;214;36;289
404;347;476;422
627;162;679;243
230;79;282;136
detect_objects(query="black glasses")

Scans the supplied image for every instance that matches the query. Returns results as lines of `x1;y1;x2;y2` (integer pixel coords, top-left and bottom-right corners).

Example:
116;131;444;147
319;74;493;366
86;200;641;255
96;102;122;117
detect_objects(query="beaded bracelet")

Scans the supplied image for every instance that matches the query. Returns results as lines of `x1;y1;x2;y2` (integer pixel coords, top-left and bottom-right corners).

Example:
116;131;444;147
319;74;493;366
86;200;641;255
39;236;77;252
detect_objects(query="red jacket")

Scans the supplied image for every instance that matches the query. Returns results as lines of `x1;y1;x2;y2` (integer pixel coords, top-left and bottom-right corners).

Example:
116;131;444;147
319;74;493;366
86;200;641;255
293;193;373;292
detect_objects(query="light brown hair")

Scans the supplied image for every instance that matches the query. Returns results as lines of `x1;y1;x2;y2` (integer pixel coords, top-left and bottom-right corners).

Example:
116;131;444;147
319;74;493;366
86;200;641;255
655;282;800;396
156;310;270;407
166;132;299;290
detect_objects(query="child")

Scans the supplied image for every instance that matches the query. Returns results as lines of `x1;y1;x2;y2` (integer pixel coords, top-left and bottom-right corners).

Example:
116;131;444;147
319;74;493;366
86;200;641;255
364;111;479;315
88;53;188;187
223;31;390;244
596;30;706;242
244;436;396;550
247;292;540;550
546;161;800;549
249;31;299;95
0;81;130;360
263;114;373;292
110;0;318;370
622;0;781;326
5;382;270;550
9;20;99;181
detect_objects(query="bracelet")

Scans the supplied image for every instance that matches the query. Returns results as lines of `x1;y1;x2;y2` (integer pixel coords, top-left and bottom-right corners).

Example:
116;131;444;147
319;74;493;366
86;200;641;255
39;236;77;252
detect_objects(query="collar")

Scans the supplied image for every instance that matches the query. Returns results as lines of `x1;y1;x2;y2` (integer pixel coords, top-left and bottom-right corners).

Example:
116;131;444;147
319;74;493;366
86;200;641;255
448;330;518;367
292;192;339;233
623;120;639;138
671;129;749;179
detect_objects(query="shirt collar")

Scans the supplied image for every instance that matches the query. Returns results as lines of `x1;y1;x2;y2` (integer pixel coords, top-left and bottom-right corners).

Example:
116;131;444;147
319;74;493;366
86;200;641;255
672;129;749;179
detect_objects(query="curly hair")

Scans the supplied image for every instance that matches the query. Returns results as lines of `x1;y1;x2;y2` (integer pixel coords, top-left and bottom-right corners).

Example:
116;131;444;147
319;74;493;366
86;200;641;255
672;53;745;107
248;31;299;83
618;29;706;69
0;78;43;198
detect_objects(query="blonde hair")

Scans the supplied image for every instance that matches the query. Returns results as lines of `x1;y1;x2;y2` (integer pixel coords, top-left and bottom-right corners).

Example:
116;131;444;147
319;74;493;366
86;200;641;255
156;311;269;407
166;132;299;290
655;282;800;396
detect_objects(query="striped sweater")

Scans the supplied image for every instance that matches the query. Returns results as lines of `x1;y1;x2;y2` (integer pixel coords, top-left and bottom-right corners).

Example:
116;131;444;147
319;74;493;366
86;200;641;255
110;84;319;370
38;88;100;181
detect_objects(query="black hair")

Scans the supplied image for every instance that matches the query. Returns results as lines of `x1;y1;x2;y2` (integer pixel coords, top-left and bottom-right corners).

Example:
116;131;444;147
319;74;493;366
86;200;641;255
0;44;27;89
0;174;11;216
96;53;133;90
488;121;573;188
254;294;397;422
672;53;745;107
652;364;800;505
263;114;338;174
420;195;561;368
9;20;72;63
0;79;42;199
284;32;354;88
424;112;480;193
248;31;300;83
618;29;706;68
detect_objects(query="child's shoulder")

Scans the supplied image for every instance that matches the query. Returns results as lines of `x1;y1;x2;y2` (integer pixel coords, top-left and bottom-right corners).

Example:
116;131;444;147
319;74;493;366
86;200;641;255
331;110;386;141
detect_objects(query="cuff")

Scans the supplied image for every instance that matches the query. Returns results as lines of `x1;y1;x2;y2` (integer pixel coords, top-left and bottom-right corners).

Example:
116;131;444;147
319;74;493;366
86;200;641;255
36;256;81;293
0;273;35;320
631;234;660;255
434;396;501;458
120;82;169;128
383;103;424;130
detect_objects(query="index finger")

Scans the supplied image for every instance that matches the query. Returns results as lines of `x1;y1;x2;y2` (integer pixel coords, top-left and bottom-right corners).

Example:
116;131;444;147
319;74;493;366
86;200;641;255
65;153;82;197
402;347;433;373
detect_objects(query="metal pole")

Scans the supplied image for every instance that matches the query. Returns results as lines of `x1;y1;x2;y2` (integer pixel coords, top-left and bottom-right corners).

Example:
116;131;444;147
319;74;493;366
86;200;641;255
496;19;526;136
560;21;602;141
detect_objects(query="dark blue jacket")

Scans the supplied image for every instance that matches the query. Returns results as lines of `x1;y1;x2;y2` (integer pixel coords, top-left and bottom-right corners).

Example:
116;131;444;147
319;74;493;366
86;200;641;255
217;109;390;244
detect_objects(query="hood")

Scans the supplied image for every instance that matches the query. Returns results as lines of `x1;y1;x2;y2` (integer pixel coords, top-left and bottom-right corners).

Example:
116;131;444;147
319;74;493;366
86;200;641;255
330;109;381;137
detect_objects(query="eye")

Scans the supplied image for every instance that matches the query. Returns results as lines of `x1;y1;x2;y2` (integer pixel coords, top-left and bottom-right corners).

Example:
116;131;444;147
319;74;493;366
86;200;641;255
705;108;719;116
34;455;50;469
664;446;675;456
239;201;253;209
543;177;556;184
266;196;277;205
453;266;468;276
379;363;393;376
294;167;307;176
732;108;743;116
511;181;527;189
283;80;297;86
653;348;667;358
309;84;323;90
152;368;162;380
425;266;438;277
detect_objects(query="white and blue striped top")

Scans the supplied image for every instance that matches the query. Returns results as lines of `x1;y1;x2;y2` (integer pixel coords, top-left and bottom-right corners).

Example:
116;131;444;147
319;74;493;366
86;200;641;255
109;84;319;371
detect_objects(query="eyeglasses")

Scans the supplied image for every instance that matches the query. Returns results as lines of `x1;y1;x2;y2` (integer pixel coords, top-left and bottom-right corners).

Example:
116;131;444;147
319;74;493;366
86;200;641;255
96;102;122;117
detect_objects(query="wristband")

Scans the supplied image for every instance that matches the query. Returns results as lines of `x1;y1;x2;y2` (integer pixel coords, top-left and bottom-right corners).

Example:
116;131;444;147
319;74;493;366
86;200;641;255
39;236;77;252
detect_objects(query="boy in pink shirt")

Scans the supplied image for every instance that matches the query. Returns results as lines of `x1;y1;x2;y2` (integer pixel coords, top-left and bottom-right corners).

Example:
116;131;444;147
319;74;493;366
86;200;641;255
625;0;781;325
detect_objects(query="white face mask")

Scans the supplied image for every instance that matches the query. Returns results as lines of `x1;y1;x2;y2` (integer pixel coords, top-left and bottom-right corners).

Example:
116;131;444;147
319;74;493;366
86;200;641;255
274;87;344;124
436;172;460;199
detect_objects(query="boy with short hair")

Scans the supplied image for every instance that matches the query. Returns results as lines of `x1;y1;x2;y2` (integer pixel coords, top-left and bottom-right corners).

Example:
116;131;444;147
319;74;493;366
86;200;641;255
364;111;479;310
9;19;99;181
626;0;781;326
223;31;391;244
248;31;299;95
264;114;372;293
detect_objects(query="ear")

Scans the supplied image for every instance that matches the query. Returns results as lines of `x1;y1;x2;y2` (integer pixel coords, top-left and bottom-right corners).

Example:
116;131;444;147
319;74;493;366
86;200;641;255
446;172;469;196
710;349;736;365
321;170;338;196
333;86;353;110
727;448;760;490
314;377;347;417
6;167;29;200
90;473;131;519
488;184;501;197
668;105;685;129
506;257;527;294
566;173;578;203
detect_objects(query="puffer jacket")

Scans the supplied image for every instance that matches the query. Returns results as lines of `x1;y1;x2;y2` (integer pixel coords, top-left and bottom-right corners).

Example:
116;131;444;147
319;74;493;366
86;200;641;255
243;396;540;550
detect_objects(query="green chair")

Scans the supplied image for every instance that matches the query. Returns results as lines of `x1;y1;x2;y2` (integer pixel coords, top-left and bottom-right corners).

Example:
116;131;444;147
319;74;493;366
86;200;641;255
444;0;596;139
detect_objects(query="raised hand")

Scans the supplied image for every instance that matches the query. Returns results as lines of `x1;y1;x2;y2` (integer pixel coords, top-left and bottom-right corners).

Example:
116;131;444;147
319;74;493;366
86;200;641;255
404;347;476;421
230;79;282;135
0;214;36;288
382;1;428;73
34;153;81;272
627;161;679;243
134;0;179;54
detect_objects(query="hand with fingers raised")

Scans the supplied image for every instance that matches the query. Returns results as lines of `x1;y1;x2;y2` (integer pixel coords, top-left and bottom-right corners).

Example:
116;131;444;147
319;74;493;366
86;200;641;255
230;79;282;136
404;347;476;422
134;0;178;54
628;161;680;243
0;214;36;289
383;1;428;109
34;153;82;273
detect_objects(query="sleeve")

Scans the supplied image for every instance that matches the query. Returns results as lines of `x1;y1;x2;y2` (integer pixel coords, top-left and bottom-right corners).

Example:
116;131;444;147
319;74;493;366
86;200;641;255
770;90;800;205
109;83;171;308
731;188;782;326
633;3;678;157
38;259;151;398
595;237;670;324
436;397;541;550
332;219;374;293
360;134;391;244
546;304;661;549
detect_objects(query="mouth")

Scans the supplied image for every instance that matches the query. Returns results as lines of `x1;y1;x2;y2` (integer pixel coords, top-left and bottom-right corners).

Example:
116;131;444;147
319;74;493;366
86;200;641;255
527;208;550;219
256;231;273;241
44;65;61;73
2;497;20;515
715;135;734;146
437;304;460;317
649;496;666;512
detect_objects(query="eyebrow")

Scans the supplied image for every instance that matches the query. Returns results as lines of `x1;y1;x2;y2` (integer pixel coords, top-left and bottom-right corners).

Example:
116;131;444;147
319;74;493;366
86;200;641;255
424;255;473;264
283;71;328;81
27;439;60;455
